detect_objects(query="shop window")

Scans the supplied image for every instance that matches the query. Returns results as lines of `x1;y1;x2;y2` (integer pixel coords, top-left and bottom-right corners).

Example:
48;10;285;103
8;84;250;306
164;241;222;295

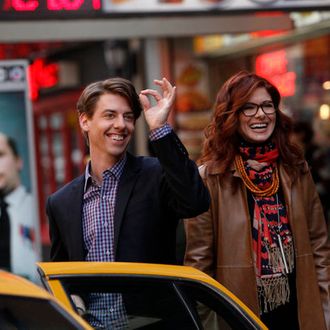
33;90;86;244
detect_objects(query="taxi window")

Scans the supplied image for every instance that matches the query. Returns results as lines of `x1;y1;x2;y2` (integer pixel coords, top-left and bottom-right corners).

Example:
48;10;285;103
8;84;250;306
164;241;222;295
0;295;84;330
57;276;200;329
177;281;260;330
53;275;261;330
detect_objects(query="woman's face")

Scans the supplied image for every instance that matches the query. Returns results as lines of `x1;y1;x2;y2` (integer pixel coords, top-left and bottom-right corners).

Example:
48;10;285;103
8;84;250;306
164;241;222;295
238;87;276;143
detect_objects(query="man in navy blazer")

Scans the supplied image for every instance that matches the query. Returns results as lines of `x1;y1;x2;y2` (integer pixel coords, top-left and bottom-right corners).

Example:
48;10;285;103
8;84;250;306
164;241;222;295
47;77;209;266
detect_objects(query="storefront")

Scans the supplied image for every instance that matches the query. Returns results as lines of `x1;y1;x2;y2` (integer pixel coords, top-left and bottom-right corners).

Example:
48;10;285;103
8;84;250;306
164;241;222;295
168;15;330;222
1;2;330;251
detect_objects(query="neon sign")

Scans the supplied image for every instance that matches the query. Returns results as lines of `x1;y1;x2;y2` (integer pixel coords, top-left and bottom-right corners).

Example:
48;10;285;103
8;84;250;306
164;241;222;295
255;50;296;97
0;0;100;18
28;58;79;100
28;59;59;100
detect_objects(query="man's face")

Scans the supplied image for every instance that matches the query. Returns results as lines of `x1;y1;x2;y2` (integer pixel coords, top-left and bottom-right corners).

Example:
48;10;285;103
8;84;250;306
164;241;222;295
0;134;22;194
79;93;136;166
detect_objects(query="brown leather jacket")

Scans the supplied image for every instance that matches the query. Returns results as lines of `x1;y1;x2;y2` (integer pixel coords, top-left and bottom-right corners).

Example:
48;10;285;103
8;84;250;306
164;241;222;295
184;161;330;330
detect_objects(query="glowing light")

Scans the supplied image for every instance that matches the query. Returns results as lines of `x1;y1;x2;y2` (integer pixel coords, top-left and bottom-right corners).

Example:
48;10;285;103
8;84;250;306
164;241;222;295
92;0;100;10
11;0;39;11
255;50;296;97
28;59;59;101
256;50;287;76
2;0;100;12
322;81;330;90
319;104;330;120
48;0;84;10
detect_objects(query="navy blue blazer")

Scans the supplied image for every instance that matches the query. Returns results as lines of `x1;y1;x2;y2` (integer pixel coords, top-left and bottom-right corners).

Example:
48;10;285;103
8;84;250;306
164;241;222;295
47;132;210;264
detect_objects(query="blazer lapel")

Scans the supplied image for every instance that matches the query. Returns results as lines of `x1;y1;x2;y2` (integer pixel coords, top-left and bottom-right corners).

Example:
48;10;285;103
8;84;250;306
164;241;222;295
68;175;85;260
113;153;141;256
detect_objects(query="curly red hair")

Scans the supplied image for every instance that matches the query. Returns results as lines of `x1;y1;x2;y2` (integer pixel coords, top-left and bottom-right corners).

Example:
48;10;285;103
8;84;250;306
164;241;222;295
199;71;304;177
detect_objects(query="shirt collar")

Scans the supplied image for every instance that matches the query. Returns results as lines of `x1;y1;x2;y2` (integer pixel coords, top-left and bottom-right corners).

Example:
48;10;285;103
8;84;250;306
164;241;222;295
3;185;26;206
84;154;127;192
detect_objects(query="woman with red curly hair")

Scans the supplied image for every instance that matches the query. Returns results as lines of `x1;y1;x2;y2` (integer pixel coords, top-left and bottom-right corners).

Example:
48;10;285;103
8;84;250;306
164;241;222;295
184;71;330;330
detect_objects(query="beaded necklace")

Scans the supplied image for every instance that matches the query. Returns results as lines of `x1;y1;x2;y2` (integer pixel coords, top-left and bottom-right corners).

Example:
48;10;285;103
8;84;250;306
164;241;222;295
235;154;279;197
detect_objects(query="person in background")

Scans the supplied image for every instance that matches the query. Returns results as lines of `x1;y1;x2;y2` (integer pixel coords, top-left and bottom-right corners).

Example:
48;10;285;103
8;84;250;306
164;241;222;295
184;71;330;330
292;121;316;172
292;121;330;225
0;132;41;282
46;77;209;328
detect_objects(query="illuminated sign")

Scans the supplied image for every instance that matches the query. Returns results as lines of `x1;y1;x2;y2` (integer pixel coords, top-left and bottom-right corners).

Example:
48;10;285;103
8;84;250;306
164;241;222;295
103;0;330;14
28;58;79;100
0;43;64;60
28;59;58;100
0;0;101;18
0;0;329;19
255;50;296;97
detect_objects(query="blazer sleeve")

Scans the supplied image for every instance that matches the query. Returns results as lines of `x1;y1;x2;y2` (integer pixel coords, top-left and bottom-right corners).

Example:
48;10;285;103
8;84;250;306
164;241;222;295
46;196;69;261
305;169;330;329
149;131;210;218
183;165;215;277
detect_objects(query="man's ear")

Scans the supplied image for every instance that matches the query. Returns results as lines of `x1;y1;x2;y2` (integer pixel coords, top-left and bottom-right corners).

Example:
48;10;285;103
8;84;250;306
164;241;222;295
79;113;89;133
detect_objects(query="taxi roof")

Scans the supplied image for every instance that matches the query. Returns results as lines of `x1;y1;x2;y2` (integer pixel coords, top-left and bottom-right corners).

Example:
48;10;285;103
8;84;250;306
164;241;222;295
0;270;93;329
38;262;219;286
0;270;50;299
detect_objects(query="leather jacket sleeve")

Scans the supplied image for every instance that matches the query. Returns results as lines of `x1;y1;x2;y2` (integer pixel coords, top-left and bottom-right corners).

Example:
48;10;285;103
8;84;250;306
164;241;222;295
305;169;330;329
184;208;215;278
184;165;215;277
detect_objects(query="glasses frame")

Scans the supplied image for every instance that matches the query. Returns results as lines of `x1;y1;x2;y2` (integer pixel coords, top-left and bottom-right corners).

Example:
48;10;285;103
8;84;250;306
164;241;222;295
240;101;277;117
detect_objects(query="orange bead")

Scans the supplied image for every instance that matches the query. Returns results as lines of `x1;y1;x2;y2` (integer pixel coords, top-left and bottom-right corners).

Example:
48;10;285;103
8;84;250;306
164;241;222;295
234;155;279;197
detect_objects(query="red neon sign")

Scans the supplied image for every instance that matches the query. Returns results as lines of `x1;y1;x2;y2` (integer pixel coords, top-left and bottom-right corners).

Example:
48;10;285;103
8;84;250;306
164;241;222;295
48;0;100;10
2;0;100;12
256;50;296;97
5;0;39;11
28;59;59;101
48;0;84;10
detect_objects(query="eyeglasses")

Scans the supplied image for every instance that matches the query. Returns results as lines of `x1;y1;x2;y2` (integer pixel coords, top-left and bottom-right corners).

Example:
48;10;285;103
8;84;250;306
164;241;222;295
240;101;276;117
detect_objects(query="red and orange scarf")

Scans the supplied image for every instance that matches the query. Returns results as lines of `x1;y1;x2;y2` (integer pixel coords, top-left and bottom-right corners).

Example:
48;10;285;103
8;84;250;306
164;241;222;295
239;141;294;313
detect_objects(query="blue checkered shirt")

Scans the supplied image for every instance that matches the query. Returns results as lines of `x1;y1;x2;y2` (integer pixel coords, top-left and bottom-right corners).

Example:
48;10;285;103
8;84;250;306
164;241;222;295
83;156;127;329
82;123;171;328
149;122;172;141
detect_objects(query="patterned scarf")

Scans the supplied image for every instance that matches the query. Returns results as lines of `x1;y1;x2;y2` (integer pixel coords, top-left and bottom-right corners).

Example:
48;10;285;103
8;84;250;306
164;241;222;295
239;141;294;313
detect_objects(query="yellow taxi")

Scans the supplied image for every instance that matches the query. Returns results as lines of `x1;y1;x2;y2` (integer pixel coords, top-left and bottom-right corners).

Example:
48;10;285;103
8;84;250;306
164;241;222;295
37;262;267;330
0;270;92;329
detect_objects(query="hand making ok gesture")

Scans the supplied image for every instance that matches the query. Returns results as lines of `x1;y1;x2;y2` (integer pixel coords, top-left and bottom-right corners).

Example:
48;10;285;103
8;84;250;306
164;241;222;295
139;77;176;131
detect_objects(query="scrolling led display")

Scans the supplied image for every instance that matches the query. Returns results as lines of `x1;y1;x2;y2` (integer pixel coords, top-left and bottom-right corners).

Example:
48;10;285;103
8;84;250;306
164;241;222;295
0;0;101;19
